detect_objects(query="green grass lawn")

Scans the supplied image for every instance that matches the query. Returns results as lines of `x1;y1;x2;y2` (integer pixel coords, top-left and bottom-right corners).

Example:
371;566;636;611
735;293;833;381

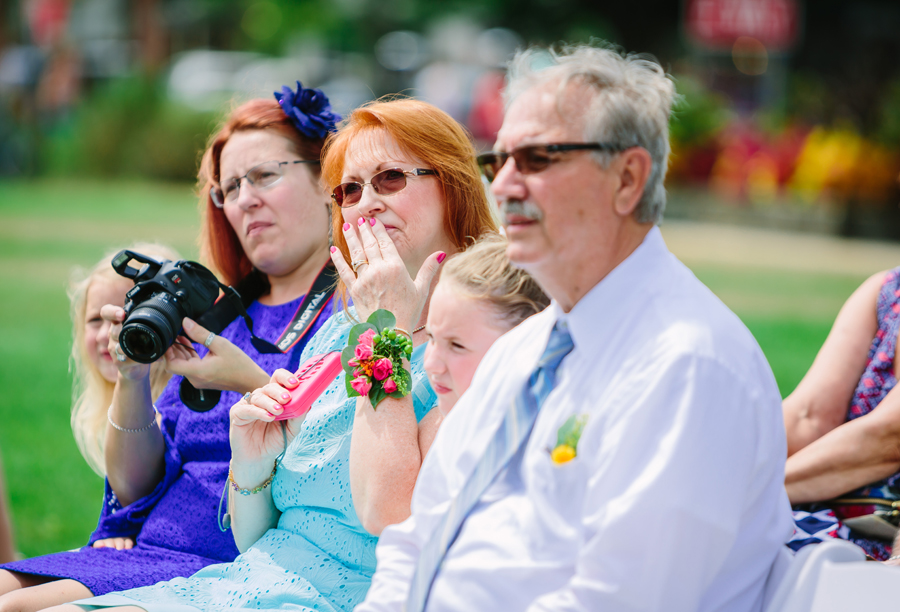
0;179;866;558
689;266;865;397
0;179;200;557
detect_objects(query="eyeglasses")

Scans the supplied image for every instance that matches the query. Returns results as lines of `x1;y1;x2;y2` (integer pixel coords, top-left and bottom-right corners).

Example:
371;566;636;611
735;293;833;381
211;159;320;208
476;143;627;182
331;168;438;208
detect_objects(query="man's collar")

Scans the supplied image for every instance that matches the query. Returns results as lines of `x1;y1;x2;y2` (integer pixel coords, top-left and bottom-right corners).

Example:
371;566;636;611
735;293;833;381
551;226;668;352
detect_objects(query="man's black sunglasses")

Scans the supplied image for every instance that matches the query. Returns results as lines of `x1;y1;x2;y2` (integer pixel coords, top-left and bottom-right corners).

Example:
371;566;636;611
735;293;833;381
476;143;628;182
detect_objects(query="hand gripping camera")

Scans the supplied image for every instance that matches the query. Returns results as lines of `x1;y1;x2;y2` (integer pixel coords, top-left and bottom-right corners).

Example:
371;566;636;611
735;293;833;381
112;250;221;364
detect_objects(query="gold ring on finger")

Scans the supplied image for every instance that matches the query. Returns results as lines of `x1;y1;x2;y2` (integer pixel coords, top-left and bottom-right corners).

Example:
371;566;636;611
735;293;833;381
351;259;369;273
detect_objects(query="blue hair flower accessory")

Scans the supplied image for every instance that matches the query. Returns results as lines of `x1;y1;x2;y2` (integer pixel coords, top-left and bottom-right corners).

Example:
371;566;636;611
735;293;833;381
274;81;341;140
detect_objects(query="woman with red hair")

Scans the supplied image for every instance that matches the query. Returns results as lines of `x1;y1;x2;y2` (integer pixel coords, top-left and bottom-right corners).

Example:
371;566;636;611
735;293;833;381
62;98;498;612
0;83;340;611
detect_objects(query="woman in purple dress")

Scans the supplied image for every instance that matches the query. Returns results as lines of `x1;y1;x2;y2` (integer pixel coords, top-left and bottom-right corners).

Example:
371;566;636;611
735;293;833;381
0;83;341;611
785;266;900;560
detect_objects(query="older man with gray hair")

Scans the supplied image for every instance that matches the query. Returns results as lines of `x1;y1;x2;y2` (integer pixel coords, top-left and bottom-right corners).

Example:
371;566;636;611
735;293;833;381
358;43;793;612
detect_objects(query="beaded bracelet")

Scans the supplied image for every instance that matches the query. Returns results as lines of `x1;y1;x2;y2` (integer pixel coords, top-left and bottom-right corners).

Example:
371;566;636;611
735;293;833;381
395;325;427;341
218;421;289;531
108;404;159;433
228;462;278;496
394;327;413;342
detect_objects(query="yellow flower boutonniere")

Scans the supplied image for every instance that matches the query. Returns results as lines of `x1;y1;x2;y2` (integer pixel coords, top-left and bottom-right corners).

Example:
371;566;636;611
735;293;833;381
550;414;587;465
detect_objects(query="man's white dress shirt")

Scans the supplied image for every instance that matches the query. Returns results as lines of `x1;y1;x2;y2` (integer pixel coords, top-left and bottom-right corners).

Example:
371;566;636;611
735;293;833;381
358;227;794;612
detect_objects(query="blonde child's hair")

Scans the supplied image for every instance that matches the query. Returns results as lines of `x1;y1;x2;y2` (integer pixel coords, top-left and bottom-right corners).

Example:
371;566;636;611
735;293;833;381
440;234;550;329
69;243;180;476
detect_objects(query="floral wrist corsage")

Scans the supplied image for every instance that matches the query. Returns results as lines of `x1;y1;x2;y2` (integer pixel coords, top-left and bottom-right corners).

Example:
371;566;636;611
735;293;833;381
342;309;413;409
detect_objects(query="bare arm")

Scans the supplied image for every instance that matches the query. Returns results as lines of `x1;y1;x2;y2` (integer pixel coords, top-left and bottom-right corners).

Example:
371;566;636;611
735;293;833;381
350;392;424;536
228;470;280;553
785;382;900;503
101;304;166;507
106;368;167;507
783;272;885;456
417;408;443;460
350;395;444;536
228;370;306;552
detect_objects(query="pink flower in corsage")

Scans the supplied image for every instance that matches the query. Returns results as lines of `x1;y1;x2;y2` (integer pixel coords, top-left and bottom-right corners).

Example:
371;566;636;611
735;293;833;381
373;358;393;381
383;378;398;393
550;414;588;465
350;376;373;396
355;328;377;360
359;328;376;346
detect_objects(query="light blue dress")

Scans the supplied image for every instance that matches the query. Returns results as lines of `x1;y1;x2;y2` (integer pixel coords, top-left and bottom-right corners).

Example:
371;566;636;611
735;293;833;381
75;309;435;612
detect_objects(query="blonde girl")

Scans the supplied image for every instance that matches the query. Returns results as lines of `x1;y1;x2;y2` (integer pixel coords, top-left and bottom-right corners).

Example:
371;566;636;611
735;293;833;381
69;243;180;477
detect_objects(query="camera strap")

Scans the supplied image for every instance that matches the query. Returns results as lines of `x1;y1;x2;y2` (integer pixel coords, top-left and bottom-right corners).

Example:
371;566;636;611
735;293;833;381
179;262;338;412
234;261;339;355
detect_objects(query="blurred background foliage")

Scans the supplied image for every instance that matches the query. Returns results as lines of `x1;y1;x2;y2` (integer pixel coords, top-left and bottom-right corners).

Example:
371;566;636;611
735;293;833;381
3;0;899;230
41;76;214;180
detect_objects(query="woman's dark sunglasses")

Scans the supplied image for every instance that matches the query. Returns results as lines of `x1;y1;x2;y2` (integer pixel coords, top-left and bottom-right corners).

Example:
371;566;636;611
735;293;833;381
331;168;438;208
476;143;627;182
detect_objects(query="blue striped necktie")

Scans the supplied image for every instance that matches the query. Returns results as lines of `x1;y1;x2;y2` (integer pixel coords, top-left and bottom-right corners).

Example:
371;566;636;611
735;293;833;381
406;320;575;612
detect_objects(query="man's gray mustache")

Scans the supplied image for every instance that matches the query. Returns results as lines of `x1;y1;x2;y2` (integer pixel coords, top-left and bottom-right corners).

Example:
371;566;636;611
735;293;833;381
499;200;543;223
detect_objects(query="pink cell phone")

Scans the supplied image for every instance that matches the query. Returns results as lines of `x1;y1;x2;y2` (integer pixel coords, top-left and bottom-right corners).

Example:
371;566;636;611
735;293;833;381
275;351;343;421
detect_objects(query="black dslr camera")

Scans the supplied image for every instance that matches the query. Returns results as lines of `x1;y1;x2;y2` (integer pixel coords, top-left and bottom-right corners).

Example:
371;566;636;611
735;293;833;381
112;250;221;364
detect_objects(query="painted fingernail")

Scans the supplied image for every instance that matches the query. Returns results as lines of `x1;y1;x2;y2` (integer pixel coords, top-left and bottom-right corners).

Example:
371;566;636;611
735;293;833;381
330;246;337;253
288;377;299;385
369;218;376;226
437;252;446;264
358;217;365;226
281;392;290;401
343;223;350;231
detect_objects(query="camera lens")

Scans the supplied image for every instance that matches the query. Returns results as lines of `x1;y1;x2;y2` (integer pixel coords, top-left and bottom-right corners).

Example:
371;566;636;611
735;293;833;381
126;326;160;356
120;324;165;363
119;292;182;363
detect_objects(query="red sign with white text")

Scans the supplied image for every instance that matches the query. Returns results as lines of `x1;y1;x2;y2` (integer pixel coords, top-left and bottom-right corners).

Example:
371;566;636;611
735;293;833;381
685;0;801;51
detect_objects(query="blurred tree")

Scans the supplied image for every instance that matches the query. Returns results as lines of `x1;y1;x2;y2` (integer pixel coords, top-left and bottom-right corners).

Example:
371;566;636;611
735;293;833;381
134;0;168;75
42;76;214;181
0;0;10;48
791;0;900;135
670;76;732;148
877;80;900;149
196;0;682;63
